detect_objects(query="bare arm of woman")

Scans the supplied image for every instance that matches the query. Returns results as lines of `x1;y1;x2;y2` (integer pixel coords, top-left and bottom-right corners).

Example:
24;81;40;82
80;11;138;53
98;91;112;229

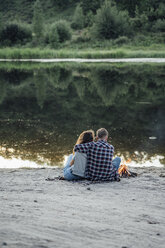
70;159;74;166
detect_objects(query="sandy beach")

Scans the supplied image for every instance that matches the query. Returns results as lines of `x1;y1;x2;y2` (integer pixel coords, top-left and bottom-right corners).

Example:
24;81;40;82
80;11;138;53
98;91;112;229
0;167;165;248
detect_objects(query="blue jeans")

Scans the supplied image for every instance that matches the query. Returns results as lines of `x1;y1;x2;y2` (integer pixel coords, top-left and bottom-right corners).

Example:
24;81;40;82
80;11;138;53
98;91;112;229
112;156;121;170
63;154;83;181
63;154;121;181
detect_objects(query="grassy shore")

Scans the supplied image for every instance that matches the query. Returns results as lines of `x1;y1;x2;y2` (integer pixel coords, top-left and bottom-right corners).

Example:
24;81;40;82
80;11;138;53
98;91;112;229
0;61;165;71
0;46;165;59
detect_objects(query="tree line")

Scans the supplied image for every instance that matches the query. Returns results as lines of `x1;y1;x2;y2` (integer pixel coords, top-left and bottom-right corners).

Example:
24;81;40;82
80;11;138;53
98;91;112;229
0;0;164;47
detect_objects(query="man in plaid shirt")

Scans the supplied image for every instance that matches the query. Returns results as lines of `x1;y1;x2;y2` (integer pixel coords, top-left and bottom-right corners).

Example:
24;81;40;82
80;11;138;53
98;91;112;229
74;128;121;181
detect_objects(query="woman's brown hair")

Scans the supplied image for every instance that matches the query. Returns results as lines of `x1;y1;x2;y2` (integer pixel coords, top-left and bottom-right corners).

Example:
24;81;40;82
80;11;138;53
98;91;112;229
73;130;95;154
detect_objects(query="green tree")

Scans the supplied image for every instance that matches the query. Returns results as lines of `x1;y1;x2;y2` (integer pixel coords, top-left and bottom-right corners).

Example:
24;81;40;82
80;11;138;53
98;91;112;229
152;19;165;32
130;6;148;31
85;10;94;27
51;0;77;9
116;0;141;17
81;0;102;14
32;0;44;43
49;24;59;48
71;4;85;30
92;0;131;39
0;12;2;32
0;23;32;46
116;0;165;18
54;20;71;43
155;3;165;19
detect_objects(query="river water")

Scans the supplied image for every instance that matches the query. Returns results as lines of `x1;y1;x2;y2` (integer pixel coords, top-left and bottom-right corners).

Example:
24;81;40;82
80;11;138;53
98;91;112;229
0;62;164;168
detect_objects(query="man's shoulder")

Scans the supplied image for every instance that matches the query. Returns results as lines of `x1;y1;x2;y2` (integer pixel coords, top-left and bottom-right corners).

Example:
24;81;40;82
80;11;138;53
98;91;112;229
109;143;114;149
95;140;114;149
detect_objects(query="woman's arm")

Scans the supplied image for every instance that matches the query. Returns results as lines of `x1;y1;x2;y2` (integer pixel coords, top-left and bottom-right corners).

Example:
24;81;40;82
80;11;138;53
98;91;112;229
69;153;75;166
70;159;74;166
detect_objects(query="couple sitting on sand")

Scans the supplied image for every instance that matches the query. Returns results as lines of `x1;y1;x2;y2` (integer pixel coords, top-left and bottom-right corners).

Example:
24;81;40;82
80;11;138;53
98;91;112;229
63;128;121;181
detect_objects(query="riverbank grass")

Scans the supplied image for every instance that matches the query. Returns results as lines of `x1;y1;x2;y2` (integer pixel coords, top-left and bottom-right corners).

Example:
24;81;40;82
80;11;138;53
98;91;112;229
0;46;165;59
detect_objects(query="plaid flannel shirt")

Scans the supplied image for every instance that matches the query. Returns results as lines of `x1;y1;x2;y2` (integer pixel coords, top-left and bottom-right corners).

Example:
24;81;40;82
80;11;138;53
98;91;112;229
74;140;119;181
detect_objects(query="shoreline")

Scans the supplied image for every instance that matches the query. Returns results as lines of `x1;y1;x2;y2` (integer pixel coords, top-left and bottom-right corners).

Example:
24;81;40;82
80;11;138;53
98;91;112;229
0;58;165;63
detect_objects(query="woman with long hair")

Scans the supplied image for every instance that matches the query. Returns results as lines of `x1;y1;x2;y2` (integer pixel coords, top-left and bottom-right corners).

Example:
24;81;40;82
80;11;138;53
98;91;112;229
63;130;95;180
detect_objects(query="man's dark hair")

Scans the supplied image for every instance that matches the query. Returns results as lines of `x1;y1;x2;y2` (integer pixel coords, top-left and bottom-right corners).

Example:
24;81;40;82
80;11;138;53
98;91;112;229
96;128;108;139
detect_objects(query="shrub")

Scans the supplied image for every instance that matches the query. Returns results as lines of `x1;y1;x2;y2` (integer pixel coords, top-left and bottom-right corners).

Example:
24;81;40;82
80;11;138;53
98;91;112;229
49;24;59;48
71;4;85;30
53;20;72;43
92;0;131;39
114;36;129;45
152;19;165;32
0;23;32;46
135;34;146;42
75;29;91;43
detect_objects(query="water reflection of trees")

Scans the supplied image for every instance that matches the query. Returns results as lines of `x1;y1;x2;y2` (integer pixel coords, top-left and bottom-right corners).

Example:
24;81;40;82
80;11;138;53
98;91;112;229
0;81;6;104
0;120;72;165
0;64;164;165
34;71;47;109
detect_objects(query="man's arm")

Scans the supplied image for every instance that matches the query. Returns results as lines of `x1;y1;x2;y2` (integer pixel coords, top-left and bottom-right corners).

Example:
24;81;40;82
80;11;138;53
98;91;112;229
74;142;93;153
